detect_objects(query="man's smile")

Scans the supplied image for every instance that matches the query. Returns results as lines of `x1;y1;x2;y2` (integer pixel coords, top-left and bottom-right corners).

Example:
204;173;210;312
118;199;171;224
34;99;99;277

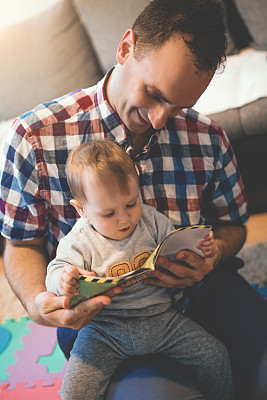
137;109;150;125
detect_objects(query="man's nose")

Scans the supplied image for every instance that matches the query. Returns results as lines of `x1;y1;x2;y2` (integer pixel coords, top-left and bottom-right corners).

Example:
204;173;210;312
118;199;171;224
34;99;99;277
148;104;170;130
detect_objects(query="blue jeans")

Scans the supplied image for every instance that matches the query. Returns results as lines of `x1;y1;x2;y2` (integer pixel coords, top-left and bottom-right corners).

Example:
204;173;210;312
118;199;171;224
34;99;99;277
57;257;267;400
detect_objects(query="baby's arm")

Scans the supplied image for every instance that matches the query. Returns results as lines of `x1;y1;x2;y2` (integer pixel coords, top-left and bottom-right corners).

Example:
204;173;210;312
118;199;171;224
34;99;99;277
46;224;93;296
196;230;217;258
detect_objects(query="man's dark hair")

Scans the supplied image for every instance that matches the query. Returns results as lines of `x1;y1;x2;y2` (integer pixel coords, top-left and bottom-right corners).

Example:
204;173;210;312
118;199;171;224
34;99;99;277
132;0;227;72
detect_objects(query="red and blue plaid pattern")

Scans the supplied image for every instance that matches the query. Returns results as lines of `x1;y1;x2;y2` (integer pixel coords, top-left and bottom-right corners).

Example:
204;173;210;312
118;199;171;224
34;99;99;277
0;74;248;260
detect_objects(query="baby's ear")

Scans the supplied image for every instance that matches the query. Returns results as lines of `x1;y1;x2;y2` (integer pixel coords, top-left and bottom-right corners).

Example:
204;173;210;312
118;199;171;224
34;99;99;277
70;199;87;218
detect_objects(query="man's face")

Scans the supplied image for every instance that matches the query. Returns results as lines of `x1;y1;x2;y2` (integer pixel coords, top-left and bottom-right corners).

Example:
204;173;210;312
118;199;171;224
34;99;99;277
107;31;213;134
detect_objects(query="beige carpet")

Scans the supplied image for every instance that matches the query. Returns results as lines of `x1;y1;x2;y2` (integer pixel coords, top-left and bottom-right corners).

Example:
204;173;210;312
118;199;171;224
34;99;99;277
238;241;267;286
0;241;266;324
0;274;28;323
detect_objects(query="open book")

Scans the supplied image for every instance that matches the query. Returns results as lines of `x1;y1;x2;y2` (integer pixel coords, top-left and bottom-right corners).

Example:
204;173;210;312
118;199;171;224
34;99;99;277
69;224;212;307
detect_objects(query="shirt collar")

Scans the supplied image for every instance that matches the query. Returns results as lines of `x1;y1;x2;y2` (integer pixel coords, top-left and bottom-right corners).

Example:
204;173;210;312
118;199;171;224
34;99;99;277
94;69;125;142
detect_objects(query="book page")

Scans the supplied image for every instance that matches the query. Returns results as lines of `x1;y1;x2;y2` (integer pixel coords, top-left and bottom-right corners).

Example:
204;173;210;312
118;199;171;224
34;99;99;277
69;224;211;307
157;226;211;261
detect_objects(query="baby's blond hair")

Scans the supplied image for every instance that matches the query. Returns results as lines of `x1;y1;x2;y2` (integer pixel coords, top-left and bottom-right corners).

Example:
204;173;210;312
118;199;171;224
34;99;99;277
66;140;138;204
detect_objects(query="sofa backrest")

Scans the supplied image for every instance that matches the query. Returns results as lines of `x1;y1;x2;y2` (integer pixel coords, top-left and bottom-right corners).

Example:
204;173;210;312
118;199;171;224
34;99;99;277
0;0;266;139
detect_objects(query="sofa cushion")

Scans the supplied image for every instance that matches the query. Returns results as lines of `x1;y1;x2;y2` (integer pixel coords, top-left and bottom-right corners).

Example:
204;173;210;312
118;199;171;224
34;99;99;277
233;0;267;50
223;0;252;52
194;47;267;140
73;0;151;72
0;0;103;120
208;97;267;140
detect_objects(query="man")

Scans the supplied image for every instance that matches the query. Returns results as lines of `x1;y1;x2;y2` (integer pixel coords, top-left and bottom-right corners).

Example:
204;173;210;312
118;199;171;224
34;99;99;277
0;1;266;399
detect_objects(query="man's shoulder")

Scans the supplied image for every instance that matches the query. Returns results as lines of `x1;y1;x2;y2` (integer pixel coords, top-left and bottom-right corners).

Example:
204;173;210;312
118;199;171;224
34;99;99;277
14;85;98;136
174;108;224;136
163;108;228;151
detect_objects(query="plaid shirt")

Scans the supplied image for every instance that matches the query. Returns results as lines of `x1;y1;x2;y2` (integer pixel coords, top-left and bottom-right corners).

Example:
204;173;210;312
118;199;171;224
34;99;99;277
0;73;248;260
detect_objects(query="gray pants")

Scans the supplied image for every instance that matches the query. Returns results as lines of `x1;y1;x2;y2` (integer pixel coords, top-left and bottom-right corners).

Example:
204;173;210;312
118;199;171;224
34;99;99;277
60;303;233;400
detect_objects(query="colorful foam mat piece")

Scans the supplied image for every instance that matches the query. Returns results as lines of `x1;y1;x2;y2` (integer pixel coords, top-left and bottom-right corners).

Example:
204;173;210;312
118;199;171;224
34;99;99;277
0;317;67;399
0;379;62;400
251;282;267;300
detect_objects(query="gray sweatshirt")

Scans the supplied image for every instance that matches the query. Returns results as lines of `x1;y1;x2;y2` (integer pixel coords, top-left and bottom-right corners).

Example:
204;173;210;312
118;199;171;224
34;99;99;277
46;204;179;309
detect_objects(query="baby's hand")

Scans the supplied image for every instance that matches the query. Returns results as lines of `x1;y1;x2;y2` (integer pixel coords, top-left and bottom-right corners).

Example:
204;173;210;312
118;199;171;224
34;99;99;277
59;266;93;298
196;230;217;258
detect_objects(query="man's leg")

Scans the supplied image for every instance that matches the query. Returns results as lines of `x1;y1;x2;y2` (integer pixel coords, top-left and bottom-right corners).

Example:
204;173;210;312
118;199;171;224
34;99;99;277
57;326;78;359
58;328;207;400
106;355;207;400
185;257;267;400
58;256;265;400
159;312;233;400
57;321;208;400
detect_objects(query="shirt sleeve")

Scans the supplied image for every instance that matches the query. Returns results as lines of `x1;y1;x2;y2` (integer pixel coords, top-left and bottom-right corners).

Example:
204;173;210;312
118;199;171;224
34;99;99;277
0;119;48;240
202;128;249;226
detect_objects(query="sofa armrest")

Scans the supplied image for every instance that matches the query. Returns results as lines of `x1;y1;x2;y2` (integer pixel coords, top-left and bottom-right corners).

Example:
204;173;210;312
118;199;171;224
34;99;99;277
230;134;267;214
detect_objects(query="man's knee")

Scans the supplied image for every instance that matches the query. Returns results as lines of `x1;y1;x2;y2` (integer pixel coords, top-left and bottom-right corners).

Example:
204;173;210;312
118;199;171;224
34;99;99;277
57;327;78;359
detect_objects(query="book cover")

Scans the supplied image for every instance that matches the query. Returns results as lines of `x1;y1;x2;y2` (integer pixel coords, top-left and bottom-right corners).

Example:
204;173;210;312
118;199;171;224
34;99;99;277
69;224;211;307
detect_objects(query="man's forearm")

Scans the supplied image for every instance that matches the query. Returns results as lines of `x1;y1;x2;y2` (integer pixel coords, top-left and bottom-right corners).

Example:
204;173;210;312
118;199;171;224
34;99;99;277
3;239;48;320
213;224;247;266
3;238;120;330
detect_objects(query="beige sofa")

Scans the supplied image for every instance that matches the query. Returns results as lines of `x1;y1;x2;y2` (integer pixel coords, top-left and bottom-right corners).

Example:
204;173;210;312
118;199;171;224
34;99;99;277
0;0;266;213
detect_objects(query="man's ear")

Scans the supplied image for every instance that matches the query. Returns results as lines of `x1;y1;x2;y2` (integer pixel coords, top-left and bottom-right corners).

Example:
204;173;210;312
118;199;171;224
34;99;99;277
70;199;87;218
117;29;136;64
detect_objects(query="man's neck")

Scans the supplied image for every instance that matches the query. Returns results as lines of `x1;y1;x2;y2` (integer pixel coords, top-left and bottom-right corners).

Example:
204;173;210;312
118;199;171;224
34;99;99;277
126;127;154;157
104;68;116;111
104;68;154;156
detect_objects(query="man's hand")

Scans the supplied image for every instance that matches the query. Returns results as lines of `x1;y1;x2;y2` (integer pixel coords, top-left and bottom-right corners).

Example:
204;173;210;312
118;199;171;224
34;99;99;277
34;285;123;330
143;224;247;289
143;250;216;289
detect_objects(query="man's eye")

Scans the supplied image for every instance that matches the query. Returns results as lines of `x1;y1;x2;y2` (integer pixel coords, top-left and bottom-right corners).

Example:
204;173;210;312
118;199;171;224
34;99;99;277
146;89;163;103
127;202;136;208
103;211;115;218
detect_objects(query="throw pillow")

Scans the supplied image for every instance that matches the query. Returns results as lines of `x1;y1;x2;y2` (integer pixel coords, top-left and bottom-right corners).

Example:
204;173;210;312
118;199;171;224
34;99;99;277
233;0;267;50
73;0;151;72
0;0;103;119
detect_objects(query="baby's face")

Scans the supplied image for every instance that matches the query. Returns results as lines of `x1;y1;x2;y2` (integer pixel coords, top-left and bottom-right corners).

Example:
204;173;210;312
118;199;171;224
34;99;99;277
82;173;142;240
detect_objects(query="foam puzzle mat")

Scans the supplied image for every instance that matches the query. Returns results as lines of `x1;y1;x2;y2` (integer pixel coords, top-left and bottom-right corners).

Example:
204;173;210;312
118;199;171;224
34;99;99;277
251;283;267;300
0;283;266;399
0;317;67;399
